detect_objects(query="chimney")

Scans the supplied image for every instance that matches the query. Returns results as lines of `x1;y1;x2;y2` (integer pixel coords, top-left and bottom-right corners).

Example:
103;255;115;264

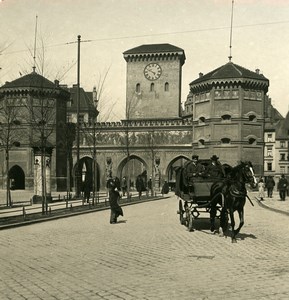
255;69;260;74
199;72;203;78
54;79;59;87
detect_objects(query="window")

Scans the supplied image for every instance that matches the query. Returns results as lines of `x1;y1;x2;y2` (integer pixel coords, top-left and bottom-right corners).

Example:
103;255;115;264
164;82;169;92
136;83;140;93
78;114;84;124
280;153;286;161
267;147;272;157
267;134;273;142
199;117;205;124
221;114;231;122
249;115;257;122
280;141;286;148
267;162;272;171
150;83;154;92
221;138;231;144
198;139;205;146
248;138;256;145
280;166;285;174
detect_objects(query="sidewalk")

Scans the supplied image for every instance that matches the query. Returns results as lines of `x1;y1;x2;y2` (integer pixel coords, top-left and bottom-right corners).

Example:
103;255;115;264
250;190;289;215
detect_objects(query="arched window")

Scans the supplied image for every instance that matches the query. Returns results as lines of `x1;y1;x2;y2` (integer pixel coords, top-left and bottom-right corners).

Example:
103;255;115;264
221;138;231;144
221;114;231;122
150;83;154;92
136;83;140;93
164;82;169;92
249;115;257;122
198;139;205;146
199;117;205;124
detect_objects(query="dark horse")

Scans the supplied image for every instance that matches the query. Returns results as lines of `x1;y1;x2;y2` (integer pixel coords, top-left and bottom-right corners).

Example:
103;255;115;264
210;161;257;243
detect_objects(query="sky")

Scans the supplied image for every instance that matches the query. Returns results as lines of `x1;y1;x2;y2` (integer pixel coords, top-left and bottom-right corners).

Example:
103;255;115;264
1;0;289;121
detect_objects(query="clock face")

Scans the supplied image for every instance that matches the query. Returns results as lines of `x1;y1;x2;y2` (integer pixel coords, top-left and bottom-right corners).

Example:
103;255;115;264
144;63;162;81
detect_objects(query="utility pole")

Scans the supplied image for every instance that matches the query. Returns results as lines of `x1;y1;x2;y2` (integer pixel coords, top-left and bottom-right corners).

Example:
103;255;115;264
75;35;81;197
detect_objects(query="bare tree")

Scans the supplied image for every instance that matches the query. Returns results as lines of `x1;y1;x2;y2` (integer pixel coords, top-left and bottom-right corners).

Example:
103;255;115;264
24;95;56;214
0;98;23;207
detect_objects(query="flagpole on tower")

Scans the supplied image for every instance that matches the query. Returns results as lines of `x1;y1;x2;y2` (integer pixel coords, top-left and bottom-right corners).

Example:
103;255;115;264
228;0;234;62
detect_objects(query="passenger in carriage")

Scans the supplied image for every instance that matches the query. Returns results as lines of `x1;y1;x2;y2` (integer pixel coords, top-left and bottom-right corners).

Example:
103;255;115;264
183;155;205;199
206;155;225;179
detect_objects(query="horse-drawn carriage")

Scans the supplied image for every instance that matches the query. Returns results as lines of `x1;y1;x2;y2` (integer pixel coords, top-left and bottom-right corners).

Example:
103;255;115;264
176;158;257;242
176;159;222;232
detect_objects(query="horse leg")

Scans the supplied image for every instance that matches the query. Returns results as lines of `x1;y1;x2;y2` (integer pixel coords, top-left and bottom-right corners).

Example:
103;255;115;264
233;207;244;240
219;208;228;237
229;209;237;243
210;206;217;233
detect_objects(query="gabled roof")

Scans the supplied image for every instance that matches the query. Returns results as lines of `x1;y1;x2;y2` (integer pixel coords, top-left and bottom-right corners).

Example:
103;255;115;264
276;111;289;139
190;61;268;85
123;43;184;55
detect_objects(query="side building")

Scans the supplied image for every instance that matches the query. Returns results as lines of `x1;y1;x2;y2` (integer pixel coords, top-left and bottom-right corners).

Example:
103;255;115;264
185;62;269;175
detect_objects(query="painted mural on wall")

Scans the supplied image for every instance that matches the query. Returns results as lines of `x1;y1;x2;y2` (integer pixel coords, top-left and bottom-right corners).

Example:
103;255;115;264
85;130;192;146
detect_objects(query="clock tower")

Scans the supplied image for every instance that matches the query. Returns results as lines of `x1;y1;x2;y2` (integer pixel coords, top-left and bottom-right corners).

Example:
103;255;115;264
123;44;185;119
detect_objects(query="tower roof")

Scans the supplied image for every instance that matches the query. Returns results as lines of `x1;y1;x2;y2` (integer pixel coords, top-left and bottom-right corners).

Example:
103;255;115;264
0;71;70;98
123;43;184;55
123;43;186;65
190;62;268;85
2;72;58;89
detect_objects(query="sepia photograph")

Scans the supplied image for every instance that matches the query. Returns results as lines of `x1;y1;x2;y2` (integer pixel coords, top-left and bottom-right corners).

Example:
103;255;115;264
0;0;289;299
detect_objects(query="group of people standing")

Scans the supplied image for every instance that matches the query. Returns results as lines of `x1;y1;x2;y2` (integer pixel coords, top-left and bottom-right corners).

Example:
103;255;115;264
258;174;288;201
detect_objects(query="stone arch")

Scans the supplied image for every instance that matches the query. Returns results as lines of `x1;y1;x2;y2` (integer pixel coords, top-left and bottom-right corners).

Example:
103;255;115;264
165;155;190;191
8;165;25;190
73;156;100;192
118;155;148;189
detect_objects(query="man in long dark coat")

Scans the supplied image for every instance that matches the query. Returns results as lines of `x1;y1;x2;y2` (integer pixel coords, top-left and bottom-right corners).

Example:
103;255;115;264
107;177;123;224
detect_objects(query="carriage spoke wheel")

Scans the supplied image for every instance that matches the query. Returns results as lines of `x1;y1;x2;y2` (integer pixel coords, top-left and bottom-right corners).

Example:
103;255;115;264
178;200;185;225
187;212;194;232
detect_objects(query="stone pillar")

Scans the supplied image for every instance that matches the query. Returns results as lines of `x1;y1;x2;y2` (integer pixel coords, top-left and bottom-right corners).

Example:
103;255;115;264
32;143;54;203
154;157;161;191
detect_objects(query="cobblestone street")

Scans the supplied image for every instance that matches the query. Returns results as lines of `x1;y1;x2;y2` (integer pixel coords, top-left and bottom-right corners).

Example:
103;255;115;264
1;193;289;300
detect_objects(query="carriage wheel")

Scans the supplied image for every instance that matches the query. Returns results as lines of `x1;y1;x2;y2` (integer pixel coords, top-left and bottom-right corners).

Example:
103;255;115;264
178;200;185;225
187;212;194;232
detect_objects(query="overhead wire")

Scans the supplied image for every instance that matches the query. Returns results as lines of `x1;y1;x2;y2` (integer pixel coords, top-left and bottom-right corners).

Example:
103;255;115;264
0;19;289;56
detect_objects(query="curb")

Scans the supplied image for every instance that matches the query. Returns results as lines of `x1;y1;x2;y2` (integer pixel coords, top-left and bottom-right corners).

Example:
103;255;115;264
254;197;289;217
0;195;170;230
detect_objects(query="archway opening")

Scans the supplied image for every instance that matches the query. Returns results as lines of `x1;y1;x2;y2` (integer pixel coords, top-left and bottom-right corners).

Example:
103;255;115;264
8;165;25;190
166;156;190;191
74;157;100;193
120;156;147;191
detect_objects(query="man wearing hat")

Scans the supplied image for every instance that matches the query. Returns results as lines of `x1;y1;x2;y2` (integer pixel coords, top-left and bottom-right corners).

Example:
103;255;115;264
206;155;225;178
183;154;205;198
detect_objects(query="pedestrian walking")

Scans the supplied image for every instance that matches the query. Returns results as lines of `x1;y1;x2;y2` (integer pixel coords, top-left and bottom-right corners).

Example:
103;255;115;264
258;178;265;201
265;175;275;198
147;177;152;196
107;177;123;224
277;174;289;201
161;180;169;196
121;176;127;197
